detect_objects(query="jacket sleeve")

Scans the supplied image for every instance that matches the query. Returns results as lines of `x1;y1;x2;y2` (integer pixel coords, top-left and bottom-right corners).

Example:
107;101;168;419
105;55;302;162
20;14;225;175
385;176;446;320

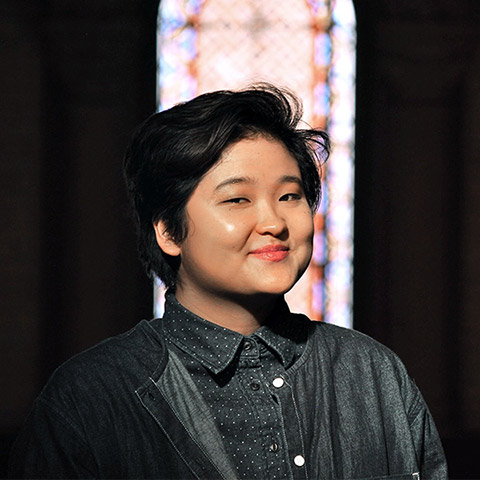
9;397;97;479
407;379;448;479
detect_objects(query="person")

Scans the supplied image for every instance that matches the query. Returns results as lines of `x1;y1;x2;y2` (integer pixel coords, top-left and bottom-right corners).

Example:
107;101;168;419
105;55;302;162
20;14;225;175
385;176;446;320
9;84;447;479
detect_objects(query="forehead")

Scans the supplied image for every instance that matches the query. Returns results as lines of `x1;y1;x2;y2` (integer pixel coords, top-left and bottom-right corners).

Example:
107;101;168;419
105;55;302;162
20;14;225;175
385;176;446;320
204;136;301;184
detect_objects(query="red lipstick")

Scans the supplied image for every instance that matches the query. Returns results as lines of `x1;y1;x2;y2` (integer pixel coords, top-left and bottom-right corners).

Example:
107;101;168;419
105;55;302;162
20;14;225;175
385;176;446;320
249;245;289;262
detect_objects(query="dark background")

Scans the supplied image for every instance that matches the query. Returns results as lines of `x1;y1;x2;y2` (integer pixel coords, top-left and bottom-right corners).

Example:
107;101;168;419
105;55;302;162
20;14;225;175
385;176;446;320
1;1;479;478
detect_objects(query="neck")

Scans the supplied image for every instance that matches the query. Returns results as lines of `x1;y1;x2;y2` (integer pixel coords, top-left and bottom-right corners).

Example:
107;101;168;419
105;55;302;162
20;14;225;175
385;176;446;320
174;288;281;335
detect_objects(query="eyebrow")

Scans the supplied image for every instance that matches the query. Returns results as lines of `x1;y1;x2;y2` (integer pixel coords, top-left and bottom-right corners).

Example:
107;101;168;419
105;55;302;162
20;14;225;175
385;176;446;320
279;175;304;187
214;176;254;191
214;174;304;192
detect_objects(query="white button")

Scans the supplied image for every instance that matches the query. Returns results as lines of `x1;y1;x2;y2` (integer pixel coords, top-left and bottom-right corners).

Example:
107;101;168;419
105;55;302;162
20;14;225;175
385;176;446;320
293;455;305;467
272;377;284;388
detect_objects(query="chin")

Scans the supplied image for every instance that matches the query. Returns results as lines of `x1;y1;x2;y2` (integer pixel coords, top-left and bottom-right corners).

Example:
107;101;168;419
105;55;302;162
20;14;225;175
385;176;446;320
266;270;306;293
255;280;297;296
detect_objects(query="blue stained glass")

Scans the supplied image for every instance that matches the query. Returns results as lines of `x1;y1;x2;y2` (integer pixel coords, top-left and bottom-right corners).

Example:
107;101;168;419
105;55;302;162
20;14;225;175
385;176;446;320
312;280;326;314
313;227;327;263
306;0;329;16
319;181;329;215
315;33;331;64
314;83;330;118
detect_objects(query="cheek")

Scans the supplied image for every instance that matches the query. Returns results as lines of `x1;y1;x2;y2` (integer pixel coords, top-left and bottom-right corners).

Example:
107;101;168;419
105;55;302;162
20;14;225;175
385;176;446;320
296;212;315;243
224;220;236;234
223;219;250;251
210;208;251;238
297;215;314;268
191;213;249;252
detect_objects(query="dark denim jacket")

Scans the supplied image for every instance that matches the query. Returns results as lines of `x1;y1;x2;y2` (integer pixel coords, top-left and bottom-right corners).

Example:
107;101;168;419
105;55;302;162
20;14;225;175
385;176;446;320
9;315;447;479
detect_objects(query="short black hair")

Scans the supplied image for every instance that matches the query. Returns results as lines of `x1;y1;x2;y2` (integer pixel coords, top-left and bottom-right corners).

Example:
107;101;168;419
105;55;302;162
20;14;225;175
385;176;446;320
123;84;330;288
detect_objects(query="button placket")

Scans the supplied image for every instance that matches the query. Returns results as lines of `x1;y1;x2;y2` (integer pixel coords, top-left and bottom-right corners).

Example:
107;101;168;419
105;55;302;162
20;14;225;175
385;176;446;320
264;373;308;479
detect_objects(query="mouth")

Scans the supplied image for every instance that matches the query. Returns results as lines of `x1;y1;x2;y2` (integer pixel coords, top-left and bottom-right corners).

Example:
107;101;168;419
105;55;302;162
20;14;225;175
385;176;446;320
249;245;289;262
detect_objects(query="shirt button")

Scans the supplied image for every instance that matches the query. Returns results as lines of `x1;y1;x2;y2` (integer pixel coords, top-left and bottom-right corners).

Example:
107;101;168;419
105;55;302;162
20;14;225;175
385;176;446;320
272;377;285;388
244;341;253;351
250;381;261;391
269;442;279;452
294;455;305;467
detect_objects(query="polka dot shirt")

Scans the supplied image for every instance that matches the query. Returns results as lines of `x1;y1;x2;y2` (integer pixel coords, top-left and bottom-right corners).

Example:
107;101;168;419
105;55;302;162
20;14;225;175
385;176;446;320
161;293;308;479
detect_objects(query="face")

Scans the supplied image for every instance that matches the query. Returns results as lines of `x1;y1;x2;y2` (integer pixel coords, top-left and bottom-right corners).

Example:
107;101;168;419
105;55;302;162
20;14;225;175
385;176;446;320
156;136;314;307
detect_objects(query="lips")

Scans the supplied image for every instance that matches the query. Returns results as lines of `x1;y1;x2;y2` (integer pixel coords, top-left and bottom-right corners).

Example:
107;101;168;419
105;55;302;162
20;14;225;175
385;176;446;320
249;245;289;262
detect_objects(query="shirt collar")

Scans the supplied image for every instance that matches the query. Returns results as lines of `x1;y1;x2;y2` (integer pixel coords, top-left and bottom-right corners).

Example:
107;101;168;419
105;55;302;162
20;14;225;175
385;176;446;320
161;292;304;374
252;301;300;368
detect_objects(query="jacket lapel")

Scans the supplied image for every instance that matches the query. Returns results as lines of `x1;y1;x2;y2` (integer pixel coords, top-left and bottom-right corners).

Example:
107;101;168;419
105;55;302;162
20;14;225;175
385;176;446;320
136;350;238;480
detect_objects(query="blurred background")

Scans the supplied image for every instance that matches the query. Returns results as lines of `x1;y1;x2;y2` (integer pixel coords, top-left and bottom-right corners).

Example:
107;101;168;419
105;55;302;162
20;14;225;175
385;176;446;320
1;1;479;478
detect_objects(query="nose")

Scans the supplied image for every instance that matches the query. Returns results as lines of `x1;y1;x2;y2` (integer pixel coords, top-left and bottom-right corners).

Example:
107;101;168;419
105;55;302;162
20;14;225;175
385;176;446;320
255;203;287;237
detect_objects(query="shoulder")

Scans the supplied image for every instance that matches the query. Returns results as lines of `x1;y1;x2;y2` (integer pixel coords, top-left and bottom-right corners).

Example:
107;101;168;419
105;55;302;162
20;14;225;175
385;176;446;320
294;316;425;415
40;319;168;405
295;316;413;387
310;319;402;362
10;320;169;477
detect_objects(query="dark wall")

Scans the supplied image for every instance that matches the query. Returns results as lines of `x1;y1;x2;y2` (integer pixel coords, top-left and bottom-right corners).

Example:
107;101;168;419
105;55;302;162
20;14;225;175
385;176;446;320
0;0;157;466
1;0;479;477
353;2;480;476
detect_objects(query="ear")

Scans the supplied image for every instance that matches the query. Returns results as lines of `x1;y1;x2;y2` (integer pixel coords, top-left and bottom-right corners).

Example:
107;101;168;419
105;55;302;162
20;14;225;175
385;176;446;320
153;221;181;257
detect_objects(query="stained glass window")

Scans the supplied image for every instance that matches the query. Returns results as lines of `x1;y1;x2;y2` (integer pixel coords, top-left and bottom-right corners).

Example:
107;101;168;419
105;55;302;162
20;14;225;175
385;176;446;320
155;0;356;328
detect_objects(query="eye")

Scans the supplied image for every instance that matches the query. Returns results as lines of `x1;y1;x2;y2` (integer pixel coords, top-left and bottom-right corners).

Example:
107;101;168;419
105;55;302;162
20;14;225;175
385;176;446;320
224;197;248;204
280;193;302;201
